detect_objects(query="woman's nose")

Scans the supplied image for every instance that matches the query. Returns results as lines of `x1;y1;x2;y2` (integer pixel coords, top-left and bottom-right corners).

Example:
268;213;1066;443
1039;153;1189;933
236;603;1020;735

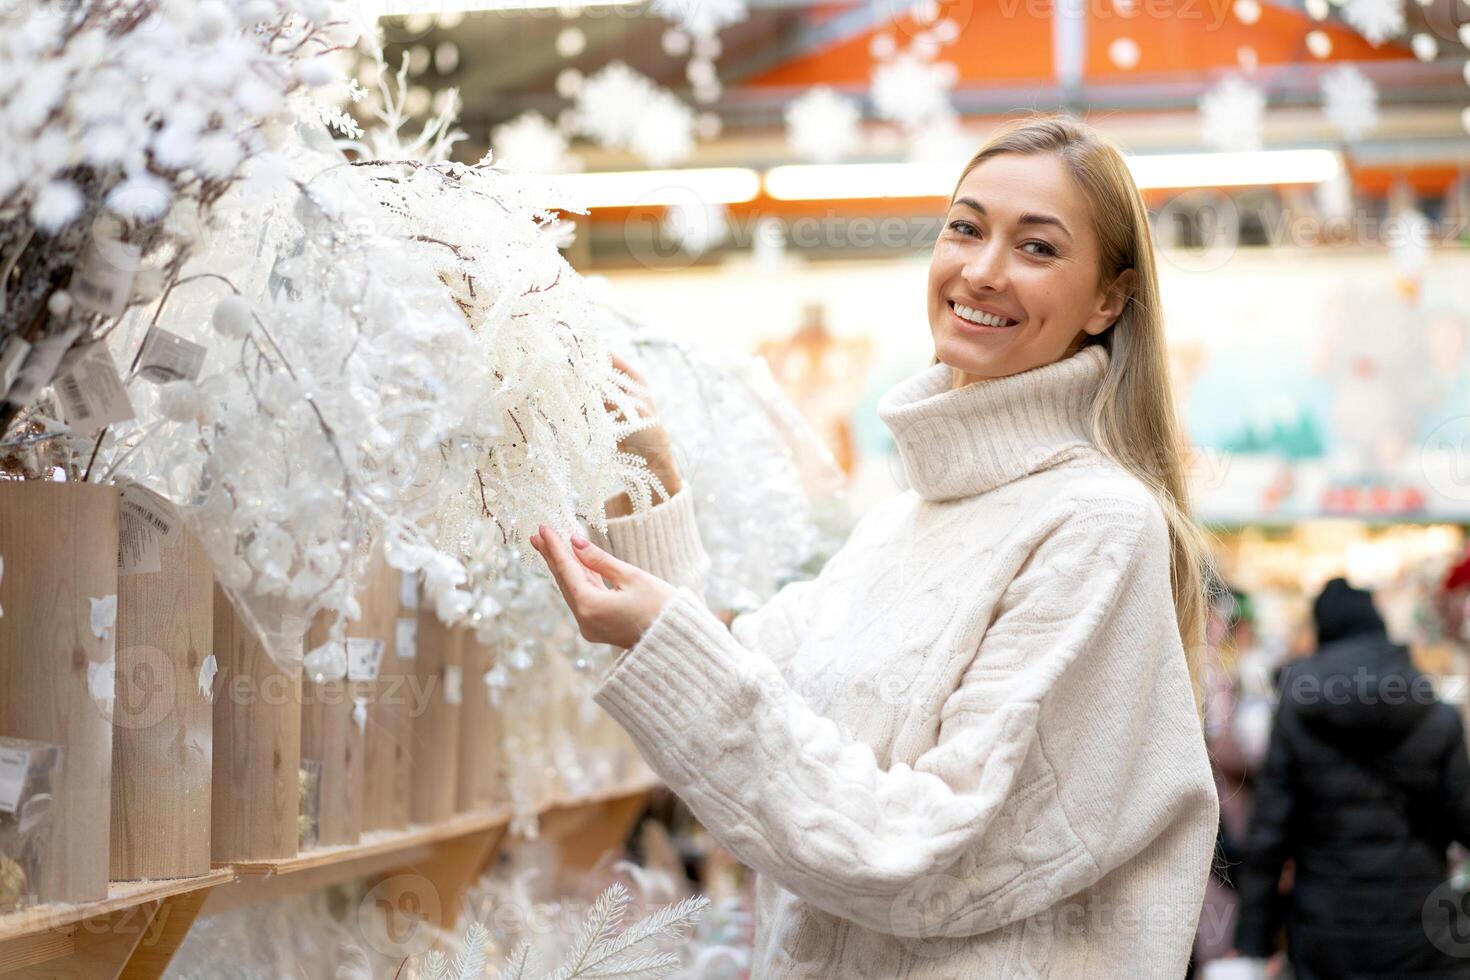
961;241;1008;292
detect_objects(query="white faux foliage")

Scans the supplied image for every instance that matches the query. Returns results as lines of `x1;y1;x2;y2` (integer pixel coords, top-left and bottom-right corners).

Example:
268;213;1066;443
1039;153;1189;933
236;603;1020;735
470;883;709;980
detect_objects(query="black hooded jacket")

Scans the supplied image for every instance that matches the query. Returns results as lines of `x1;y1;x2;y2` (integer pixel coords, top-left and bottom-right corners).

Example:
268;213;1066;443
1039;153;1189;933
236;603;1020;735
1233;581;1470;978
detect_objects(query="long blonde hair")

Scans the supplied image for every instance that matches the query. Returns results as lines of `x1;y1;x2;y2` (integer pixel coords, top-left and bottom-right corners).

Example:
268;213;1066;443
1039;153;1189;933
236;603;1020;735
952;114;1212;714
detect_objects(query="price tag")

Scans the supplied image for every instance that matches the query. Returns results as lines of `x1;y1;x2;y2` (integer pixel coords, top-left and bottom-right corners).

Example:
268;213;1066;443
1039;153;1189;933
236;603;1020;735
71;236;140;318
395;617;417;660
119;483;181;546
0;746;30;814
55;343;134;434
118;507;162;575
399;570;419;610
136;328;207;384
346;638;385;682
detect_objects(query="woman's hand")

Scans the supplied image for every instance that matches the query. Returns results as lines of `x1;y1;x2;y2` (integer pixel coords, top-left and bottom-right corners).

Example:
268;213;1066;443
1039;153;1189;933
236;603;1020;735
607;353;681;517
530;523;675;649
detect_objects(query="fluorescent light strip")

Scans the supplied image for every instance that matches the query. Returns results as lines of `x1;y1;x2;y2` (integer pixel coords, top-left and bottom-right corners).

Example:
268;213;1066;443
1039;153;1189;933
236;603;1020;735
764;150;1345;201
372;0;638;15
556;168;762;208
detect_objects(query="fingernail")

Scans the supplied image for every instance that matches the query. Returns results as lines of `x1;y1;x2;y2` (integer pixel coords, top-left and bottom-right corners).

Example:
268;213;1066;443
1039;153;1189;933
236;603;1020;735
571;534;589;548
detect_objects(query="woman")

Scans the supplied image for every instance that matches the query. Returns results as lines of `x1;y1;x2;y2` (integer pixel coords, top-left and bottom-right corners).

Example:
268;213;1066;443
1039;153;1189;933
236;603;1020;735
531;115;1219;978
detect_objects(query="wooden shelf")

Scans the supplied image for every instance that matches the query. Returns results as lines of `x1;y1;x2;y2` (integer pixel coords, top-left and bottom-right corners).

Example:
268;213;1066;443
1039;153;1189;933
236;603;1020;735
0;777;659;978
0;869;236;945
227;774;658;879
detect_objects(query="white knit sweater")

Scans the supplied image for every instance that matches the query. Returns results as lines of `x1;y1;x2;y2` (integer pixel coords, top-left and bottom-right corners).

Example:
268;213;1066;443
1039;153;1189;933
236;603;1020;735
592;345;1219;979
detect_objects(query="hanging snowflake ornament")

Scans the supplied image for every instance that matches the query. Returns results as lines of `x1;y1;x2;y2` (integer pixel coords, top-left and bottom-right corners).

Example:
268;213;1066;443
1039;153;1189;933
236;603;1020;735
1199;75;1267;151
650;0;749;40
573;63;697;167
660;200;729;256
492;112;581;175
1342;0;1405;45
870;48;959;130
1321;64;1380;141
784;87;862;163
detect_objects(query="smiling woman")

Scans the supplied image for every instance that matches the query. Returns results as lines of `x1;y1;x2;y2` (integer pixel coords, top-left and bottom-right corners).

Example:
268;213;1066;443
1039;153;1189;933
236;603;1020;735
532;114;1219;979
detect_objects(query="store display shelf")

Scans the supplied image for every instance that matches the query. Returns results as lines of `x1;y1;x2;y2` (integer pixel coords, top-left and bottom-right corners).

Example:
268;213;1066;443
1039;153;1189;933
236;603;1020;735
227;774;660;879
0;868;236;945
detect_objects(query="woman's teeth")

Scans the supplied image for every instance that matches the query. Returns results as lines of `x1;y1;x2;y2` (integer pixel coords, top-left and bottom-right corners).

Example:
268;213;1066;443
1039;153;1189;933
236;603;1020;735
952;302;1016;328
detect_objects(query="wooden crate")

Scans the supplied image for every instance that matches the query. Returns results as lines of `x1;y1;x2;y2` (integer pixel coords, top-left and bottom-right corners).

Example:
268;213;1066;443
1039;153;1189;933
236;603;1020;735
110;529;213;881
457;635;506;812
409;614;463;824
0;482;118;903
210;589;301;863
362;563;410;832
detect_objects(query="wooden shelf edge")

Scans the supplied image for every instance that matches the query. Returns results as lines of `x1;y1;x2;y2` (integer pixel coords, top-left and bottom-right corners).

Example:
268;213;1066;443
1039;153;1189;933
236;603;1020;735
226;774;661;879
0;775;662;946
0;868;236;944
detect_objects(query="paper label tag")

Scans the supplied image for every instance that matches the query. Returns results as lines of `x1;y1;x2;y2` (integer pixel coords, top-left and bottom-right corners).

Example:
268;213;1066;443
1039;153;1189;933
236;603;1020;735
118;508;163;575
71;237;140;318
4;322;83;408
399;571;419;610
56;343;134;434
346;637;385;682
0;336;32;400
442;664;462;705
120;483;181;546
395;617;417;660
0;747;30;814
90;594;117;639
136;328;207;384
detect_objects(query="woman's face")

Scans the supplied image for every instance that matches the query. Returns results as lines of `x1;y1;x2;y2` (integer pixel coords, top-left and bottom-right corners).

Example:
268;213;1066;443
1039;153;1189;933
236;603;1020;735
927;151;1133;388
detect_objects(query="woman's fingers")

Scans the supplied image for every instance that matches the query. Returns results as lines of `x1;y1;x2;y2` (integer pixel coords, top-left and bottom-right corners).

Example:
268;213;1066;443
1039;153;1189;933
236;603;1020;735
570;534;635;585
610;352;647;386
533;526;602;610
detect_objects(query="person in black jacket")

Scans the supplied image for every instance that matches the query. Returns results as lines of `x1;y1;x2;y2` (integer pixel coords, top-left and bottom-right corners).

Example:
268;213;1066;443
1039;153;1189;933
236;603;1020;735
1232;577;1470;978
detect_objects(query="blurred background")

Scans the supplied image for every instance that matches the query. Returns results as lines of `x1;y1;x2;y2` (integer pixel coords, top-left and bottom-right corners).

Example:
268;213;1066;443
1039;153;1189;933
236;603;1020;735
344;1;1470;973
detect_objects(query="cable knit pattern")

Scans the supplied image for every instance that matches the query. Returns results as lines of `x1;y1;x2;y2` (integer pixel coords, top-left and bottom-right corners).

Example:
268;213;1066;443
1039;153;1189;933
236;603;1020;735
593;346;1219;978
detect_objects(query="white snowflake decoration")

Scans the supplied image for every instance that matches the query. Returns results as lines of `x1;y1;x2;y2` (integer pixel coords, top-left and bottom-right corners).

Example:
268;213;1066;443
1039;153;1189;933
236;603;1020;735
1342;0;1405;45
628;93;696;168
492;111;580;175
870;48;958;130
650;0;749;40
660;200;729;256
1199;75;1266;151
573;63;696;167
908;113;974;164
1320;64;1380;141
784;87;862;163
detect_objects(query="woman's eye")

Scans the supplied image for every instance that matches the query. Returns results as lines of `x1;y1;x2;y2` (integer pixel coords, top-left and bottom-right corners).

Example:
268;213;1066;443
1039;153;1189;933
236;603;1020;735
948;220;978;237
1021;240;1057;257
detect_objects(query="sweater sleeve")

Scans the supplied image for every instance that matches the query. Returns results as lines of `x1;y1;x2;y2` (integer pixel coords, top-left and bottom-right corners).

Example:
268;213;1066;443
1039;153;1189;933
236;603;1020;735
592;496;1215;939
593;486;711;594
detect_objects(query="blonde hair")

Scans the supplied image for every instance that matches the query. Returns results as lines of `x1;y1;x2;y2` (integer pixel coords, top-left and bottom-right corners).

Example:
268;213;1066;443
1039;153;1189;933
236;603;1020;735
952;114;1212;714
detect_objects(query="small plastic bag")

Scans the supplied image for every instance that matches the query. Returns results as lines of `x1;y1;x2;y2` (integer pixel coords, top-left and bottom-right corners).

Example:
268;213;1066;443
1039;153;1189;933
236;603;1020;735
0;737;63;913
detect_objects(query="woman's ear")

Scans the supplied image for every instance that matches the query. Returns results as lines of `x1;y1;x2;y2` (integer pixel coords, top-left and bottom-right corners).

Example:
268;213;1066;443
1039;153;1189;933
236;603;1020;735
1084;267;1136;337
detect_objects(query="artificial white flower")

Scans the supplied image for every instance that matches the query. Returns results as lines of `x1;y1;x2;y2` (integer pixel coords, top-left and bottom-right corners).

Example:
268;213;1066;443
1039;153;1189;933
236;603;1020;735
30;180;84;233
212;295;255;338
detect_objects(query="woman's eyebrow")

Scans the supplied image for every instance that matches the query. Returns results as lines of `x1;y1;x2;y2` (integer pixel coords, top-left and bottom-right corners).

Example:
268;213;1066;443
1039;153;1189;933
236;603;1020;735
952;196;1072;241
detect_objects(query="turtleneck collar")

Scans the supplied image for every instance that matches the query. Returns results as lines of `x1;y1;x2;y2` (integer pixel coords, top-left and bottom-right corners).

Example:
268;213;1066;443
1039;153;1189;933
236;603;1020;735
878;344;1109;501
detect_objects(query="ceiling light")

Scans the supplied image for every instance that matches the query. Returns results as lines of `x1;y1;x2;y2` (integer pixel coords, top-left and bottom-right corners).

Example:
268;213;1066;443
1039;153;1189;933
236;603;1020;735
555;168;761;208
